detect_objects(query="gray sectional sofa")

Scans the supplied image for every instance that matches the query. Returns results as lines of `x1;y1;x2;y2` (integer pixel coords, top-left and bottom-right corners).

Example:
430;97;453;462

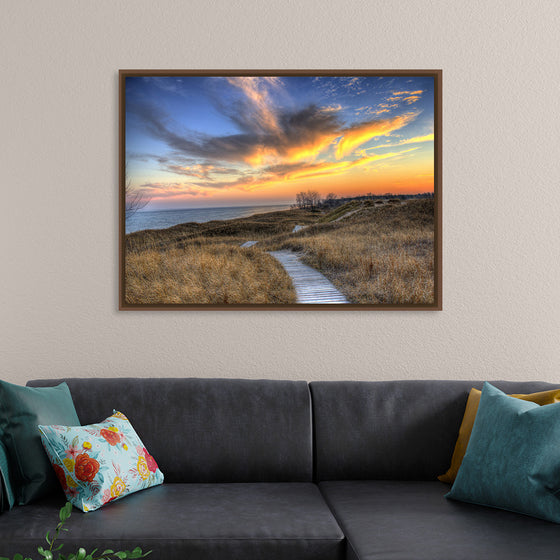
2;377;560;559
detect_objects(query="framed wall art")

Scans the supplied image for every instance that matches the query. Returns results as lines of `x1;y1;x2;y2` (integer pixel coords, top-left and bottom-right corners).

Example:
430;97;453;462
119;70;441;309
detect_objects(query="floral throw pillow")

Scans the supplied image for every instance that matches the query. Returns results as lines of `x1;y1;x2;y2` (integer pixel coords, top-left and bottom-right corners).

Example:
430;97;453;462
38;411;164;512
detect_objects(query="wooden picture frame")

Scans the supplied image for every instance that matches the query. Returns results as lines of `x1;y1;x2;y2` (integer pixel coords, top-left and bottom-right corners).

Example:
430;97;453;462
119;70;441;310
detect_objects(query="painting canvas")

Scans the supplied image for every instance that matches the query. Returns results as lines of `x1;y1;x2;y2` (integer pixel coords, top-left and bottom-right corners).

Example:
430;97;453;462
120;70;441;309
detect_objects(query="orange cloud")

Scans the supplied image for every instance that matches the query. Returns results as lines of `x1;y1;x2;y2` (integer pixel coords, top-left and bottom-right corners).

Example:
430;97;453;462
283;134;338;164
335;114;417;159
152;147;419;198
243;145;280;167
283;148;418;181
392;90;423;95
402;95;421;104
241;131;339;167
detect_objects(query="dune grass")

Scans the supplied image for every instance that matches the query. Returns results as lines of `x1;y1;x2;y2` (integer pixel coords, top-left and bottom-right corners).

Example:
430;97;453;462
124;199;435;305
262;199;435;304
317;201;362;223
124;209;317;305
125;242;296;304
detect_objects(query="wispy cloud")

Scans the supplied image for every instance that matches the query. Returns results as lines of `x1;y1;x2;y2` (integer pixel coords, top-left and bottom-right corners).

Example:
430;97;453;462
225;77;284;135
163;163;234;179
127;76;428;201
277;149;418;181
142;77;191;98
173;147;420;193
139;182;210;198
392;90;423;95
335;113;417;159
367;133;434;150
402;95;421;104
385;89;424;106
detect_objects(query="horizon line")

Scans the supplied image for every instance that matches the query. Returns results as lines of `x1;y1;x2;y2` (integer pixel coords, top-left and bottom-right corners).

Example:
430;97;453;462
137;192;434;213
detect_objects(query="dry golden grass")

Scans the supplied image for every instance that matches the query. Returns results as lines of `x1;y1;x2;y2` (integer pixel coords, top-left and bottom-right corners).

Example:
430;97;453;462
263;199;435;304
125;199;435;305
125;242;296;304
125;208;320;304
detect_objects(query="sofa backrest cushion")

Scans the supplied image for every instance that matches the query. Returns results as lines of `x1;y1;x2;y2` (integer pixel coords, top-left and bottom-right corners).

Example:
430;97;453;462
27;378;313;483
310;380;560;481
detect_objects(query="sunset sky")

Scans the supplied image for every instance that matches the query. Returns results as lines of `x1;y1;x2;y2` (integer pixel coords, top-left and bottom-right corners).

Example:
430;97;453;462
125;74;435;210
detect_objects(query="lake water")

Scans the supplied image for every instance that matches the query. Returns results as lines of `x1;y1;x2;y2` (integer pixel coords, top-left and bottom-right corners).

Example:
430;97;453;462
126;204;292;234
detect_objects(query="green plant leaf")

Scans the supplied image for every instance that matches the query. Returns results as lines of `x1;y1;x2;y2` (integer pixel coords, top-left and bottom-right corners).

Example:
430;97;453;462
54;545;64;551
0;556;10;560
14;554;23;560
100;552;114;557
114;553;127;560
64;502;73;518
59;502;72;522
39;549;53;560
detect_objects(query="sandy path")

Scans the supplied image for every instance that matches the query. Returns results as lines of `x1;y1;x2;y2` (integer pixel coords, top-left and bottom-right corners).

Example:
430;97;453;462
333;207;362;222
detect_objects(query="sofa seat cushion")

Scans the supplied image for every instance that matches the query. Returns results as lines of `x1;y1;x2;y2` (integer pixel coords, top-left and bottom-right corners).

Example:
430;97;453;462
319;481;560;560
0;483;344;560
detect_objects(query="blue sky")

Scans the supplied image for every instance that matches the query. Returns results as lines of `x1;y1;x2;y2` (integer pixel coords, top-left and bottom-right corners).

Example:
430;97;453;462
125;75;435;210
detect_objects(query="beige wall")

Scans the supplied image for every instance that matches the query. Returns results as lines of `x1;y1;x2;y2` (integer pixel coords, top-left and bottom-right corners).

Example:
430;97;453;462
2;1;560;385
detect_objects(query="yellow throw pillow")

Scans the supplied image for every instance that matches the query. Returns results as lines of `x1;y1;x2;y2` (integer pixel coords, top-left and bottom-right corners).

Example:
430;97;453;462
438;387;560;484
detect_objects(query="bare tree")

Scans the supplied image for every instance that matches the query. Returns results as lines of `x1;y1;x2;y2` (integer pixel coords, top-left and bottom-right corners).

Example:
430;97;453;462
125;171;151;222
295;190;322;211
307;190;321;211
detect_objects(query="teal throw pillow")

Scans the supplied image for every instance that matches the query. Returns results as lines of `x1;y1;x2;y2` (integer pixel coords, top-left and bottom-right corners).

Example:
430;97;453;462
446;382;560;523
0;380;80;504
39;411;164;512
0;439;15;511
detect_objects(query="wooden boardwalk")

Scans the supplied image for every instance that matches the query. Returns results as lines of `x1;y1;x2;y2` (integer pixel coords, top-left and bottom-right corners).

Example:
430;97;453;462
240;240;259;248
269;250;349;304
